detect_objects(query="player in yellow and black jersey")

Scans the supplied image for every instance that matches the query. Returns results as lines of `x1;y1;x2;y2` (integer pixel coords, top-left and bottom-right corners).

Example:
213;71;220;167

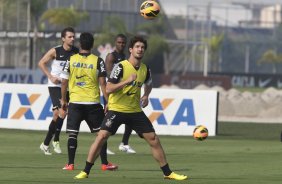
74;36;188;181
60;32;117;171
105;34;136;154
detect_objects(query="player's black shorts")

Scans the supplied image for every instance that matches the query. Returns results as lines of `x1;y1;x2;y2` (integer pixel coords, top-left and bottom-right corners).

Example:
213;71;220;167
101;110;155;136
66;103;104;133
48;87;69;110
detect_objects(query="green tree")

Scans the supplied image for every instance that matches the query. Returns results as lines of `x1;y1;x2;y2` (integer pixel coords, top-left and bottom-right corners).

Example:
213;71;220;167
258;49;282;74
92;15;170;74
135;17;169;74
94;16;128;48
40;6;89;28
0;0;17;30
29;0;48;69
203;34;224;72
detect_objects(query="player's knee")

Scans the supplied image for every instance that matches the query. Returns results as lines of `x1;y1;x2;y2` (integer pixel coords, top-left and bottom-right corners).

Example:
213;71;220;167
97;130;110;141
144;132;158;142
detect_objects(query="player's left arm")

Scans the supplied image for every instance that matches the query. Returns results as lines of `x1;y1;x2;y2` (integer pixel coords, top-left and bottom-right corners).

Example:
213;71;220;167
141;67;152;108
105;53;115;78
98;58;108;112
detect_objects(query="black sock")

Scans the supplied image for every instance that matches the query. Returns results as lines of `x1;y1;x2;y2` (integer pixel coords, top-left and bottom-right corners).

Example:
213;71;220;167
100;141;108;165
161;164;172;176
122;125;132;145
43;120;56;146
54;117;64;142
68;134;78;164
84;161;94;175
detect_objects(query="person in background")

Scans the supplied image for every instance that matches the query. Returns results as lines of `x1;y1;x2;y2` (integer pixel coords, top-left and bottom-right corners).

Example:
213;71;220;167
38;27;78;155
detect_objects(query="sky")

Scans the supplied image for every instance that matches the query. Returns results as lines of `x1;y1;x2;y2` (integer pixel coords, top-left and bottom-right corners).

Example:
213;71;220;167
159;0;282;26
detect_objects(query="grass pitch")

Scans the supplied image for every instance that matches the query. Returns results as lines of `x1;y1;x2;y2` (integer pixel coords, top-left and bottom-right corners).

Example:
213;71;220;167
0;122;282;184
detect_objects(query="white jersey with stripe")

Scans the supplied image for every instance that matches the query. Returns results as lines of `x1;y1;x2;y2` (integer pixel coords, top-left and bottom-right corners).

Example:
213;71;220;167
48;45;79;87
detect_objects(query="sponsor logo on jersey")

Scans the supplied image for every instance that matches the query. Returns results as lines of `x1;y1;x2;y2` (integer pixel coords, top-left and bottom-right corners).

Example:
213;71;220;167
100;61;106;73
72;62;93;69
126;91;136;96
76;82;86;86
75;75;85;79
111;65;122;79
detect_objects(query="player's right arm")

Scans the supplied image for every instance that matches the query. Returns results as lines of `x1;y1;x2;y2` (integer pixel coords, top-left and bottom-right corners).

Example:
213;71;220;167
106;63;136;94
38;48;61;84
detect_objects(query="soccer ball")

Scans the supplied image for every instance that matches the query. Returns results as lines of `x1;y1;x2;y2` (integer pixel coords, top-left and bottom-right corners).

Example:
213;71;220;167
193;125;208;141
140;0;160;20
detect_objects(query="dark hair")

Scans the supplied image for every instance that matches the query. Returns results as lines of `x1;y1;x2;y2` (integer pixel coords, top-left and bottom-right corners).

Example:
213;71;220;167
80;32;94;50
61;27;75;38
128;35;147;50
115;34;127;41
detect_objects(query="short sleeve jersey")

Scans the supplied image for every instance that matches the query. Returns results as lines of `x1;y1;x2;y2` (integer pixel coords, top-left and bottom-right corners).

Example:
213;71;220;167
61;53;106;103
108;60;151;113
112;51;126;64
48;45;79;87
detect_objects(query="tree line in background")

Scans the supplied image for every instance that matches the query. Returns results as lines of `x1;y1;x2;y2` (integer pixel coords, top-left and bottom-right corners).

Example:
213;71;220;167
169;15;282;75
1;0;282;74
0;0;169;74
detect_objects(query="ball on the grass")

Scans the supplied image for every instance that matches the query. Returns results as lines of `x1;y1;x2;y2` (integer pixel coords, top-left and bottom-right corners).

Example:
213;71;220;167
193;125;208;141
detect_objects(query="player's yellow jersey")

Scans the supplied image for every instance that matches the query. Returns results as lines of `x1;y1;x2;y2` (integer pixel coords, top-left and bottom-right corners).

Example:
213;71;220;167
68;54;102;103
108;60;148;113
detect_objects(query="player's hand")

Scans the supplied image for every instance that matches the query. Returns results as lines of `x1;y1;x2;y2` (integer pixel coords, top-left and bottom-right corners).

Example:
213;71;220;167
126;74;137;84
59;108;67;118
60;99;68;111
140;95;149;108
50;76;61;84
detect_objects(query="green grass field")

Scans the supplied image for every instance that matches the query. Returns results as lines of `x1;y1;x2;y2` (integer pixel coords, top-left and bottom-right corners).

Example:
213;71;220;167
0;122;282;184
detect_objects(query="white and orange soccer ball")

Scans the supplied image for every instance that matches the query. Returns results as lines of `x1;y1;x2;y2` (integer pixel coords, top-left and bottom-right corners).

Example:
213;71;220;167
193;125;208;141
140;0;160;20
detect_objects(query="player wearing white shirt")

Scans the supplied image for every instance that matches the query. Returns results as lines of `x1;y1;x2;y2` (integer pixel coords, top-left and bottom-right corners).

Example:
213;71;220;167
38;27;78;155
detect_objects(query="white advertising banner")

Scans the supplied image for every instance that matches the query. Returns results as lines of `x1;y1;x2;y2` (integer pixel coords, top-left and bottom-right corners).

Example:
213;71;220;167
0;83;218;136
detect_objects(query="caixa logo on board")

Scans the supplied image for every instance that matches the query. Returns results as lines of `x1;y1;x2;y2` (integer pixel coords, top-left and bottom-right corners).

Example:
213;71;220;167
0;93;52;120
0;93;201;126
147;98;200;126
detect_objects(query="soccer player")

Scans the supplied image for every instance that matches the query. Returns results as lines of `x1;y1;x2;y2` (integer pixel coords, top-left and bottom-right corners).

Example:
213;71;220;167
38;27;79;155
74;35;188;180
105;34;136;154
60;32;117;171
